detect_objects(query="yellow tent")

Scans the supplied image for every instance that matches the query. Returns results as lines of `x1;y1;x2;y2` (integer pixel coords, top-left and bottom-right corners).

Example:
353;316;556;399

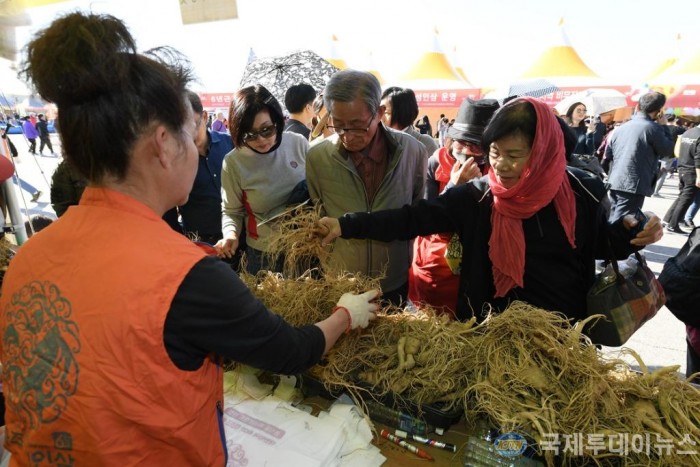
645;57;679;83
398;28;473;89
521;18;600;83
401;52;463;82
645;34;683;83
451;46;471;83
661;48;700;82
650;47;700;108
325;35;348;70
652;47;700;86
365;51;384;85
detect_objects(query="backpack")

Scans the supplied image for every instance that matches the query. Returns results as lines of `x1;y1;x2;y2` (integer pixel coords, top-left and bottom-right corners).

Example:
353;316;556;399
658;227;700;327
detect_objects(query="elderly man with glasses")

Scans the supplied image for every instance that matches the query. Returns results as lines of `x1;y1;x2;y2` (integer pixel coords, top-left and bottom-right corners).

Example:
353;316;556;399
306;70;427;306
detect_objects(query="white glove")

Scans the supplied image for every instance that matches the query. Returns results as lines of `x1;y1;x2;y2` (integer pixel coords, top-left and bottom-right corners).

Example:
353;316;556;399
336;290;380;330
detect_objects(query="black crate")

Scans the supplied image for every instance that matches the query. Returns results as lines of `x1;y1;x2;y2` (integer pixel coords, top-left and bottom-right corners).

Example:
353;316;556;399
299;372;463;433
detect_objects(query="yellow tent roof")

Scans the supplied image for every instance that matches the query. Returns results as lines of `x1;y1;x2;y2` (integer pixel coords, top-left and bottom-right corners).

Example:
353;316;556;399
398;29;471;86
325;35;348;70
645;34;683;82
522;46;598;79
401;52;464;82
368;70;384;85
455;66;469;83
327;58;348;70
365;52;384;85
521;18;599;79
652;48;700;85
450;47;471;84
673;49;700;75
645;58;678;82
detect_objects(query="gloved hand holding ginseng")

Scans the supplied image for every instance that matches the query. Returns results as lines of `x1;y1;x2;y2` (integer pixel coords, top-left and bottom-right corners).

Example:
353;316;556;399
334;289;381;331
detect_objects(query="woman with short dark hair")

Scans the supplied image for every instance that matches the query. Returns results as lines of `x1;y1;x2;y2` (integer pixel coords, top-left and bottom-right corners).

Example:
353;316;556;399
217;85;310;274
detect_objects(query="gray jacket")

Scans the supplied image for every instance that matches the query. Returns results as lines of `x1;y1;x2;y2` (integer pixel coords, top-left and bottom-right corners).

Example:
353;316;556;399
306;125;427;292
406;126;439;156
605;113;674;196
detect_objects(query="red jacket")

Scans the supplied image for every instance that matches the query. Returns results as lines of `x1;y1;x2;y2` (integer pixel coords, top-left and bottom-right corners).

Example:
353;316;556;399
408;148;460;317
0;187;225;466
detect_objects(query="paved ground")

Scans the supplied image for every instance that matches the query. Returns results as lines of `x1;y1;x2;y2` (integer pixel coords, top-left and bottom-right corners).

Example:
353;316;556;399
3;133;693;376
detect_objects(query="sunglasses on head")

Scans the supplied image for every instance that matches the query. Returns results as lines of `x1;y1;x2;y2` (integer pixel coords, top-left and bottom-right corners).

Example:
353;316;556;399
242;124;276;142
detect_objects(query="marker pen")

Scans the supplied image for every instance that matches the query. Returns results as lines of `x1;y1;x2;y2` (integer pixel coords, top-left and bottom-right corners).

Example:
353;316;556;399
395;429;458;453
380;429;434;461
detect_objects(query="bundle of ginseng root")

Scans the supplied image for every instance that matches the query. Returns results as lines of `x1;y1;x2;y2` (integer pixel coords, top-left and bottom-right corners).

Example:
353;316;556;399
241;204;700;466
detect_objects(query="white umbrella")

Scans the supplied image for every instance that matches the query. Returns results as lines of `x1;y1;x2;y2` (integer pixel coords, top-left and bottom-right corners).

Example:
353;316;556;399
555;88;629;117
239;50;339;112
484;78;559;105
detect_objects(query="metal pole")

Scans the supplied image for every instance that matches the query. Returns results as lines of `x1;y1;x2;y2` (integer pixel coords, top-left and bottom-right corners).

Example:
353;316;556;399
1;137;28;244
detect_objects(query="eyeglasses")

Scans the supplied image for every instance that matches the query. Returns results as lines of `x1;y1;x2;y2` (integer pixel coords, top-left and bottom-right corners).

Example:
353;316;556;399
242;124;276;142
327;115;374;136
454;140;483;154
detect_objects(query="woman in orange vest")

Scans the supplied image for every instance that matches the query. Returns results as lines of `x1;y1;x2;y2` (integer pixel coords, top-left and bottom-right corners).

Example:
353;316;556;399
0;12;378;466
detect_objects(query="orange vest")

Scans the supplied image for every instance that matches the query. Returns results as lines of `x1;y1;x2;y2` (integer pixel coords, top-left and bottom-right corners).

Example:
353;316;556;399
0;187;225;466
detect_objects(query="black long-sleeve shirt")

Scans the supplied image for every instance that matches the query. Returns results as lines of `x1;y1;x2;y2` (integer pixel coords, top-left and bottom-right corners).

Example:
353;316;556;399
164;256;325;372
339;168;636;322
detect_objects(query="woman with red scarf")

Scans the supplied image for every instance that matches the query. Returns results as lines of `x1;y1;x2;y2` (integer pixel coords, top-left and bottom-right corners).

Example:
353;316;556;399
315;97;664;322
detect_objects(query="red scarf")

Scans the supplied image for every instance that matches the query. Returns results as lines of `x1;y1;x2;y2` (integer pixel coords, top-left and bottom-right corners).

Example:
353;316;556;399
488;97;577;297
434;147;455;184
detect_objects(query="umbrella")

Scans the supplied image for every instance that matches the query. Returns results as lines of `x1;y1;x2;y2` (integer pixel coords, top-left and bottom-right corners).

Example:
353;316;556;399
485;78;559;105
239;50;339;111
555;88;629;117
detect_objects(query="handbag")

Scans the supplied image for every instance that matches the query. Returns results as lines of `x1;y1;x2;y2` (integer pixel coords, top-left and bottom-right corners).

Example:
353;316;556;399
585;248;666;347
658;227;700;328
568;153;606;180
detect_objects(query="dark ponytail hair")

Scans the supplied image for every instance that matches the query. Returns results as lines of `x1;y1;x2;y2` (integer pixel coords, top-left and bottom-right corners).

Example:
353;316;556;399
20;12;193;183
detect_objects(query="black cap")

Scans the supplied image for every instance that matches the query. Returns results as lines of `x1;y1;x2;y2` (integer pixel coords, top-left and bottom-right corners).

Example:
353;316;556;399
447;98;500;144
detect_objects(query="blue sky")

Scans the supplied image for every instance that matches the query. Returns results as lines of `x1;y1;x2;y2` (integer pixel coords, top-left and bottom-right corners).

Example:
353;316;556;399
11;0;700;92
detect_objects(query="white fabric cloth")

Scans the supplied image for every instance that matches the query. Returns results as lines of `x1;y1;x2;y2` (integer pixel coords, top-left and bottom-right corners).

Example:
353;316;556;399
223;378;384;467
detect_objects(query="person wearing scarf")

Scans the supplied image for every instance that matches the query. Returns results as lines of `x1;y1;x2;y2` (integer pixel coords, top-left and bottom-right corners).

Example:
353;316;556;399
316;97;663;322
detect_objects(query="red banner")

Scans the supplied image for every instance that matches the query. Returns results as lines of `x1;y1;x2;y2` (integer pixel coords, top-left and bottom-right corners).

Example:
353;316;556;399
199;92;233;111
413;89;481;108
650;84;700;109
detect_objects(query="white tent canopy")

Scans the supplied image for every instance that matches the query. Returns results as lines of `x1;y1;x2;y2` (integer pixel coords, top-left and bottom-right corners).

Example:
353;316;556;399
0;57;30;96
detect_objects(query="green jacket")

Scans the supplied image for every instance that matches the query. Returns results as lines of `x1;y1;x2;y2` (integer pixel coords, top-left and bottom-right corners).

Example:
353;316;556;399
306;125;427;292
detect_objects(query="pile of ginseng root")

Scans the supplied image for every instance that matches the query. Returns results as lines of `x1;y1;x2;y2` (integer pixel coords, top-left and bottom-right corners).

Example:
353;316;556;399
240;205;700;466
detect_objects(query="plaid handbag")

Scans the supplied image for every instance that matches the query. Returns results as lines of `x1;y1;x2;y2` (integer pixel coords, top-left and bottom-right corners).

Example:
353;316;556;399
585;251;666;346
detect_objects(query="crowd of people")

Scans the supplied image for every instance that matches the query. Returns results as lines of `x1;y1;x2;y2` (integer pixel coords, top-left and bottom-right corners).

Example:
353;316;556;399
2;112;57;157
0;9;698;464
